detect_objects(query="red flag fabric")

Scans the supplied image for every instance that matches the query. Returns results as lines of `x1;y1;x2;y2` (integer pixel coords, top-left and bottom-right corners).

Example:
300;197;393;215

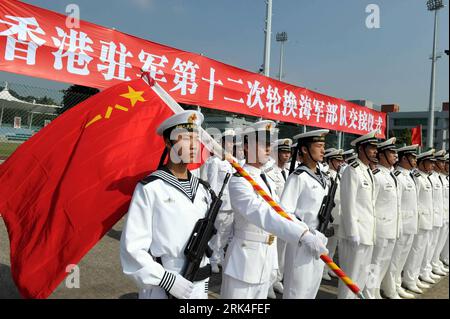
411;125;422;146
0;77;178;298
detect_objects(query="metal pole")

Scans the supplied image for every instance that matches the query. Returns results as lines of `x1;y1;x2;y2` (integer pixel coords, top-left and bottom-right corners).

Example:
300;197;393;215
278;41;285;81
427;8;439;148
337;131;342;149
0;107;4;127
263;0;272;77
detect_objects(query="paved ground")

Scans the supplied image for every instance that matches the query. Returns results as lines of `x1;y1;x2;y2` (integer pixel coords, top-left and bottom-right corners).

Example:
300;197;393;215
0;217;448;299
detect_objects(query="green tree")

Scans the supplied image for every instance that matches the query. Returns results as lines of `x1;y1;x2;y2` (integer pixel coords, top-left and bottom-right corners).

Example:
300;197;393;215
60;85;100;114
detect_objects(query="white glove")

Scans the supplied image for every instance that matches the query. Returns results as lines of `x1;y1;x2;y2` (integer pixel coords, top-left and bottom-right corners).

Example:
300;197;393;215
348;235;360;247
300;231;329;259
159;271;194;299
311;229;328;246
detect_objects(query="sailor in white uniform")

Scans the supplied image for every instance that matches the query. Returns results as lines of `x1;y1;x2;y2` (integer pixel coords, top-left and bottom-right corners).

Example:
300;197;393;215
322;148;345;281
120;110;213;299
419;150;446;283
403;149;436;293
364;138;401;299
440;154;449;267
221;121;328;299
264;138;293;296
207;129;237;274
381;145;419;299
280;129;330;299
338;130;379;299
430;150;449;276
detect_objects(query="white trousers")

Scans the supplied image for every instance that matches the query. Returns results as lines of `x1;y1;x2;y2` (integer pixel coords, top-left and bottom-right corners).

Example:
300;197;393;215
282;242;324;299
403;229;431;286
441;233;449;264
326;225;339;261
420;226;440;277
381;233;414;297
138;278;209;299
209;210;234;265
220;274;271;299
337;240;373;299
432;222;449;269
363;238;396;299
274;238;287;283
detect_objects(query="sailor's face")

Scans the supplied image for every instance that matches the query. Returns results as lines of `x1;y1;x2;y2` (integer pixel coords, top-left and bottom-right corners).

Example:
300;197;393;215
365;144;378;162
385;150;397;166
170;130;200;164
256;142;271;165
278;150;291;164
407;155;417;168
310;142;325;162
423;159;435;173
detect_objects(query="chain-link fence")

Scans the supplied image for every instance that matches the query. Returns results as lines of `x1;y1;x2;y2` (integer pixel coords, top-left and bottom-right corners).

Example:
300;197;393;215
0;81;98;160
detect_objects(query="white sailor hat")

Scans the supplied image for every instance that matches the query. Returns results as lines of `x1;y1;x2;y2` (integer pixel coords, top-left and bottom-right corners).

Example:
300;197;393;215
244;120;277;143
417;149;435;162
272;138;293;151
346;153;358;163
444;154;449;162
292;129;329;144
156;110;204;136
378;137;397;152
397;144;419;157
324;149;344;160
342;149;356;158
434;150;447;161
222;129;236;138
325;148;337;155
350;130;379;147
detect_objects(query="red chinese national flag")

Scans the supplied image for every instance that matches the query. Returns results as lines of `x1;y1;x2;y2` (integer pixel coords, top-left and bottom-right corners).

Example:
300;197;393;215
0;77;180;298
411;125;422;146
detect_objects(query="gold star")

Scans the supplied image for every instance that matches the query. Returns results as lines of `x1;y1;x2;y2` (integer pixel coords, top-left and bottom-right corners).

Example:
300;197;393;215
120;86;146;107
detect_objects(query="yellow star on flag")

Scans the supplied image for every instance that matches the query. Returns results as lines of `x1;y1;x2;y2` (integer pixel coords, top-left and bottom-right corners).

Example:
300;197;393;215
120;86;146;107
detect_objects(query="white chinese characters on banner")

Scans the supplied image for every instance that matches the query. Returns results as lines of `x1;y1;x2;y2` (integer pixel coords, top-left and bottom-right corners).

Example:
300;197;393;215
138;50;168;82
299;94;312;120
170;58;199;95
282;90;297;118
247;80;265;110
97;41;133;81
201;67;223;101
0;15;46;65
266;85;281;114
325;103;338;125
52;27;93;75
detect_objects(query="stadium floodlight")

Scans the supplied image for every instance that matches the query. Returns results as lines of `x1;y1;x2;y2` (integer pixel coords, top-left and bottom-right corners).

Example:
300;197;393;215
276;32;288;81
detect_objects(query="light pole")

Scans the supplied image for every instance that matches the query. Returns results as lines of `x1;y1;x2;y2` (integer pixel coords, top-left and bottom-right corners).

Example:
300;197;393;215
263;0;273;77
276;32;288;81
426;0;444;149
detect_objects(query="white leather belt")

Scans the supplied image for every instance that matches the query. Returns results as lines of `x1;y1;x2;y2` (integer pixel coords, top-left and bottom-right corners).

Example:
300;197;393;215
234;230;275;245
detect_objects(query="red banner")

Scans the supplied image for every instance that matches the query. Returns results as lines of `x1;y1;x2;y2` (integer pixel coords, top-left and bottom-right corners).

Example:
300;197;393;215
0;0;386;138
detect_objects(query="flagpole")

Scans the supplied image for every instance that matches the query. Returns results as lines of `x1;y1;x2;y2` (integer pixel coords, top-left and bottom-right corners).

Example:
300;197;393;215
147;75;364;299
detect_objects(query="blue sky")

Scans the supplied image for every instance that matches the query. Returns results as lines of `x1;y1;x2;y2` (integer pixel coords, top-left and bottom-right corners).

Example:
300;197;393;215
1;0;449;112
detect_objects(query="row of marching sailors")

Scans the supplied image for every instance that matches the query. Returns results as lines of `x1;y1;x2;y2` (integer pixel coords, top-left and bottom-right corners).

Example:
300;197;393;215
119;110;448;299
332;137;449;299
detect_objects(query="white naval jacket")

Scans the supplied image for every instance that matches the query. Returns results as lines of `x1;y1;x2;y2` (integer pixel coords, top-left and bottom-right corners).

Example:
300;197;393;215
120;169;212;291
204;156;233;211
224;164;308;285
429;172;444;228
280;164;329;230
339;158;376;245
264;162;289;198
413;170;434;231
441;173;449;223
394;166;419;235
373;165;402;240
328;168;342;226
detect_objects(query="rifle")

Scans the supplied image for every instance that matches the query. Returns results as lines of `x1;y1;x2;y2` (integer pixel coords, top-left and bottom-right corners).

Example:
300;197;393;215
317;167;341;237
181;173;231;282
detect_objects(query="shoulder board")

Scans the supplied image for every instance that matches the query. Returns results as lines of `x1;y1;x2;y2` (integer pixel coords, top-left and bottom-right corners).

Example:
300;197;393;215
293;167;306;175
139;174;159;185
372;168;380;175
394;171;401;177
233;171;242;177
350;162;359;168
414;172;421;177
264;166;274;173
